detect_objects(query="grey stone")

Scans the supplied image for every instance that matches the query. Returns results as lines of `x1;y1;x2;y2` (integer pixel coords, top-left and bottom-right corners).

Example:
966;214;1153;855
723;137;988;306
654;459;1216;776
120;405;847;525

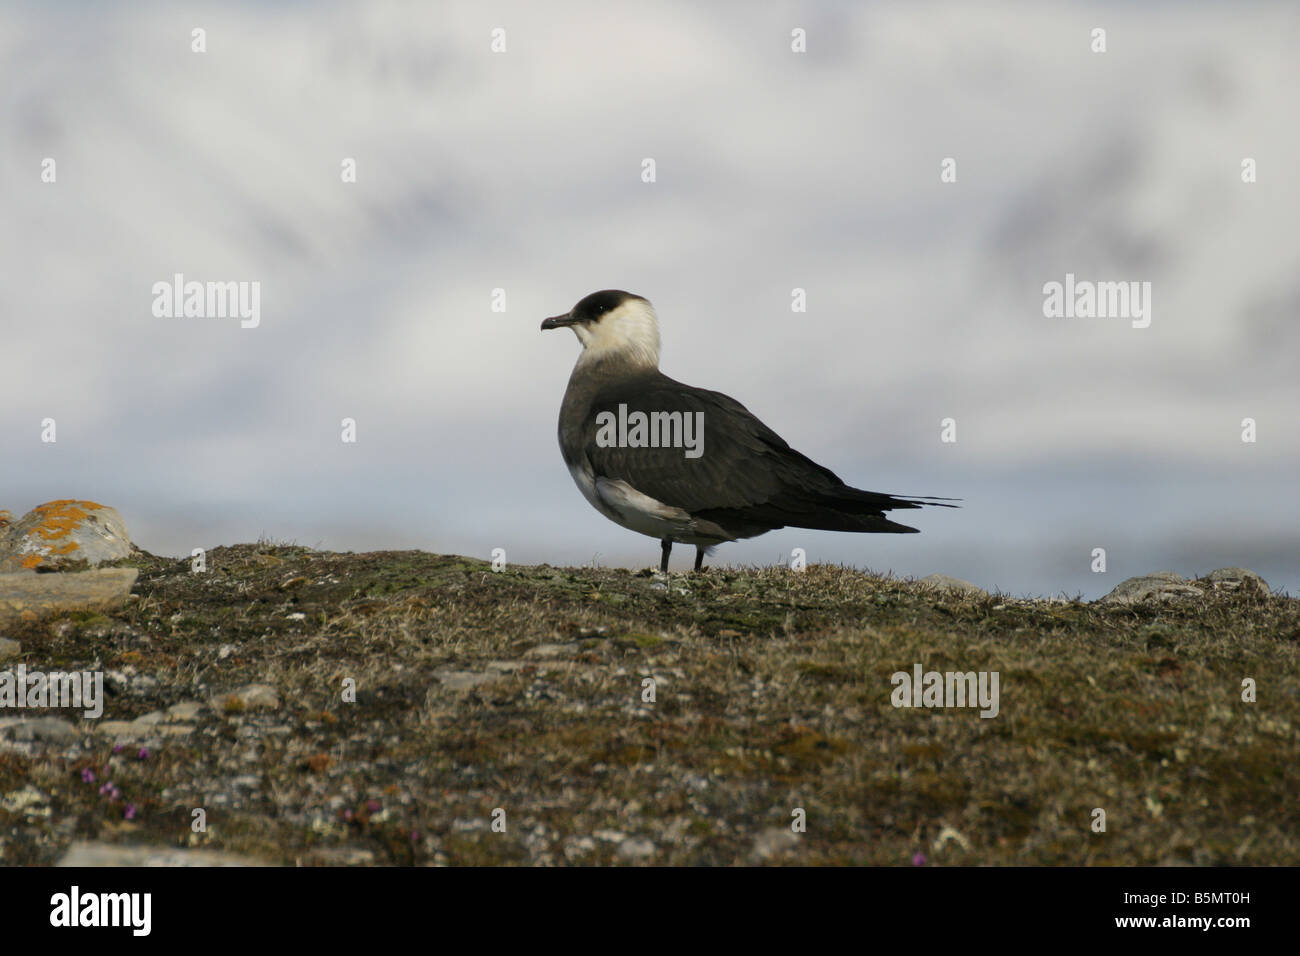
0;500;132;572
213;684;280;712
1202;568;1270;596
93;716;195;739
434;669;498;691
0;568;138;628
56;841;274;867
616;836;656;860
525;642;578;659
92;720;140;738
1;716;78;743
1100;572;1203;605
749;827;802;861
166;700;203;721
302;846;376;866
155;724;195;736
0;638;20;661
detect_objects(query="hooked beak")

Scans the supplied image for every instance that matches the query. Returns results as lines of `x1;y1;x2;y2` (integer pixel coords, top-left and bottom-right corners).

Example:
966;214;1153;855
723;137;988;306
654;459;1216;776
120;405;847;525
541;312;578;331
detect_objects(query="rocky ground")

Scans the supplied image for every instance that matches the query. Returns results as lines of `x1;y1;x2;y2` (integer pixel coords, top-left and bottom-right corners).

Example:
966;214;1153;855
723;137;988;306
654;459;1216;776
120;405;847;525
1;542;1297;866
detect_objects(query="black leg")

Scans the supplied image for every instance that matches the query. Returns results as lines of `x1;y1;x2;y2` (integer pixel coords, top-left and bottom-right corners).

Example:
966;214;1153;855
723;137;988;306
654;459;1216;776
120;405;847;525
660;538;672;574
694;546;705;572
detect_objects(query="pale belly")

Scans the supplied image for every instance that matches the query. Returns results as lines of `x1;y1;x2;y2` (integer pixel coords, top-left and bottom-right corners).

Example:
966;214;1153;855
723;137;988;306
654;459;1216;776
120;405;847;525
567;462;730;546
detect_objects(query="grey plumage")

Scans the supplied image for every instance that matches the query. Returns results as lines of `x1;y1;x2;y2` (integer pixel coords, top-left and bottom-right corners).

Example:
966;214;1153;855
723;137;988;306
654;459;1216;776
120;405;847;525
542;290;956;572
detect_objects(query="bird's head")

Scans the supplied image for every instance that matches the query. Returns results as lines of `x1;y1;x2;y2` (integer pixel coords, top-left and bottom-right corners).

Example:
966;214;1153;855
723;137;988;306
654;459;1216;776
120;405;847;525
541;290;661;369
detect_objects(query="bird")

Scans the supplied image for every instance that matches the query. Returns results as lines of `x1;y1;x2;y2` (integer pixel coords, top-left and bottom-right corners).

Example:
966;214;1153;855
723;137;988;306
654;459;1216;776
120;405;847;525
541;290;956;573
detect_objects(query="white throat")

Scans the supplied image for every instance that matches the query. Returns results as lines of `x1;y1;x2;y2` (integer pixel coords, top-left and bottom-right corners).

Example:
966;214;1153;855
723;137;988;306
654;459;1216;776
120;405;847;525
573;298;662;370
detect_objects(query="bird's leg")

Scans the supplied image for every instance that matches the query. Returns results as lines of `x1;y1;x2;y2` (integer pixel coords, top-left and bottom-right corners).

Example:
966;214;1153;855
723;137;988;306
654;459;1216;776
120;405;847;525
694;546;706;573
660;538;672;574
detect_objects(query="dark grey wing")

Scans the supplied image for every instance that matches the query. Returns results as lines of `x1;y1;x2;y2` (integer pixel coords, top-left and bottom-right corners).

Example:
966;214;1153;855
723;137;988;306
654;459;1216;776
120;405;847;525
582;372;948;533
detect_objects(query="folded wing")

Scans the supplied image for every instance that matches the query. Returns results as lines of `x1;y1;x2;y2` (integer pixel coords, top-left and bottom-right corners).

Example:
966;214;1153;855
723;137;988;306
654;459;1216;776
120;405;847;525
582;372;956;534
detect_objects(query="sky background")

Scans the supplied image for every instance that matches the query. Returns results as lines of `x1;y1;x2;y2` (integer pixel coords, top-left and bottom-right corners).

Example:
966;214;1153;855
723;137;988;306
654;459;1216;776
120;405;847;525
3;0;1297;599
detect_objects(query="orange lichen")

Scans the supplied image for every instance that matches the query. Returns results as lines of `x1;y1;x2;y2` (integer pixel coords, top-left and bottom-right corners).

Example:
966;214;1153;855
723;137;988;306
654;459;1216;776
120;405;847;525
31;500;104;541
9;500;107;568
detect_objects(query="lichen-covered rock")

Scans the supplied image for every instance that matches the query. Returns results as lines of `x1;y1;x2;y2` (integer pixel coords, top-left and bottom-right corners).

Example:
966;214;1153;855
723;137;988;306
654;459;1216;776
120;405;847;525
0;568;138;627
1100;571;1203;605
1200;567;1270;596
1100;569;1273;605
0;500;132;572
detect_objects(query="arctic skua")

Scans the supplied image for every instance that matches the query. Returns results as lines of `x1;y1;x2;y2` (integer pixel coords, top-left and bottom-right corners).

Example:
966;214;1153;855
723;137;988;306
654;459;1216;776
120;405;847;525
541;290;956;572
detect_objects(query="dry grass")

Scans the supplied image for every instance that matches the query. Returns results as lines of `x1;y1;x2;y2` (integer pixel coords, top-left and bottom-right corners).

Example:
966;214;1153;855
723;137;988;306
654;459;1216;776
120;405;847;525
1;543;1296;865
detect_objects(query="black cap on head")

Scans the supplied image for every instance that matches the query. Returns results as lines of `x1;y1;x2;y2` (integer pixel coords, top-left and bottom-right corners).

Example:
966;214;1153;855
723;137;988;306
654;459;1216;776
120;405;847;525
542;290;646;330
571;290;644;322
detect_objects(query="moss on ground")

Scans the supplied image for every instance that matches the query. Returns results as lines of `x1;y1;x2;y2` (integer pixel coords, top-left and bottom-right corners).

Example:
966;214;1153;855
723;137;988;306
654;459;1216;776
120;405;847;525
0;544;1296;865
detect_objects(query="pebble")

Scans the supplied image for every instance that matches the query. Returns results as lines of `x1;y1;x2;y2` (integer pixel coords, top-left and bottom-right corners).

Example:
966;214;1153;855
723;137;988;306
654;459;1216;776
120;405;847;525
167;700;203;721
616;836;656;860
525;642;577;659
434;669;499;691
749;827;801;861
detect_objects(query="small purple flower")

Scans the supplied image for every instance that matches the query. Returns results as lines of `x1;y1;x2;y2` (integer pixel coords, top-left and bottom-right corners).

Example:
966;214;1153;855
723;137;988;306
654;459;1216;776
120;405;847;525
112;744;125;754
108;786;121;801
137;747;150;760
124;804;137;820
912;852;927;866
81;768;96;784
342;808;354;821
366;799;381;813
410;830;420;843
98;781;113;796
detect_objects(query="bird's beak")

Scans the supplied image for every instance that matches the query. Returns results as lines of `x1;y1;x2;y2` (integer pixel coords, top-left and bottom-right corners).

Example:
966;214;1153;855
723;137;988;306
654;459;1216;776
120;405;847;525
541;312;577;331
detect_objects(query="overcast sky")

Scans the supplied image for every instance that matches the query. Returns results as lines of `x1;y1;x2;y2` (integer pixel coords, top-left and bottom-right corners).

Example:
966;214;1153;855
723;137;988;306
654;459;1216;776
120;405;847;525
3;0;1297;599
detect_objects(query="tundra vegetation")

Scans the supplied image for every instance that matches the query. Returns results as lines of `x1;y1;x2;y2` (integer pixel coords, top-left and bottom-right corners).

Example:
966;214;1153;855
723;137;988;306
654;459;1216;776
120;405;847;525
0;543;1295;866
